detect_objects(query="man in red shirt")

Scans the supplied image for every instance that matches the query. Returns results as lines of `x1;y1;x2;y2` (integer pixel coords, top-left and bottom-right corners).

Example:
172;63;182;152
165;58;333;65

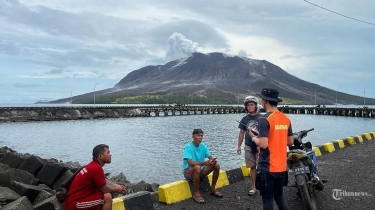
249;88;294;210
63;144;125;210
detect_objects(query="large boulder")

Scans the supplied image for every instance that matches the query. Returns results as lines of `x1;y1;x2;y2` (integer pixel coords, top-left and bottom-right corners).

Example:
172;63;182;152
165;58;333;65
33;195;61;210
0;163;11;171
7;168;39;185
52;170;73;190
0;187;21;205
0;152;25;168
18;155;44;175
36;162;66;187
0;171;10;187
108;172;130;184
1;196;33;210
9;181;45;203
32;191;54;205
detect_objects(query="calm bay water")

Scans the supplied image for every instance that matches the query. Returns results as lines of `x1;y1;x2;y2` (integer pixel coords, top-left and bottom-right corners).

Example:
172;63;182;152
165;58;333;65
1;110;374;185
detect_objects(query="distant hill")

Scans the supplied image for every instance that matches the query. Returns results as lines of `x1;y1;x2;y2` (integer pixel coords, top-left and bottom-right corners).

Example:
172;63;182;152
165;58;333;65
46;52;375;105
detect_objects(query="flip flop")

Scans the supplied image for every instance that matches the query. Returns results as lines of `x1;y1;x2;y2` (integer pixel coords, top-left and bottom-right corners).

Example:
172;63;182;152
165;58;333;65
210;190;223;198
192;195;205;204
248;189;257;196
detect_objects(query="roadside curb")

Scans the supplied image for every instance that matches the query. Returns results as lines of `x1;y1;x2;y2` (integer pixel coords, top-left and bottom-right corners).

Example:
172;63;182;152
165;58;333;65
312;131;374;156
112;191;154;210
115;131;374;208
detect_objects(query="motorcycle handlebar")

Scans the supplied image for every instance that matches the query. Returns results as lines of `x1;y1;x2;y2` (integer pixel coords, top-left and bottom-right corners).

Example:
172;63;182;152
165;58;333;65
296;128;314;138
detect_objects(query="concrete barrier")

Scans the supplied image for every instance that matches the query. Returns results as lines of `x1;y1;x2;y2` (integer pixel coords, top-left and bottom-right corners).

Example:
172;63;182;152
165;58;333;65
112;191;153;210
156;131;375;205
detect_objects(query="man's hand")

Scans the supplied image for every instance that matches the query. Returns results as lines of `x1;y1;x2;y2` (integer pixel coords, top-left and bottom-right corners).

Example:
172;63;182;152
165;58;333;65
205;159;217;166
248;128;256;138
237;147;241;155
116;185;126;194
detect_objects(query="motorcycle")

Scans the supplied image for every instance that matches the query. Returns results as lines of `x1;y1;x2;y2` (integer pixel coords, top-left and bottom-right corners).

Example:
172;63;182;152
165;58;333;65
287;128;325;210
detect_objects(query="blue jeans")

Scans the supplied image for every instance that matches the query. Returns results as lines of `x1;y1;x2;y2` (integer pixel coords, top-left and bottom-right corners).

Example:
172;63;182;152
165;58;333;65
257;171;288;210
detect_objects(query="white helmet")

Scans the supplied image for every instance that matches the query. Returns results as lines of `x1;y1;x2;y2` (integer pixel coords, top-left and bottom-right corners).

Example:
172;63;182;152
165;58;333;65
244;96;259;113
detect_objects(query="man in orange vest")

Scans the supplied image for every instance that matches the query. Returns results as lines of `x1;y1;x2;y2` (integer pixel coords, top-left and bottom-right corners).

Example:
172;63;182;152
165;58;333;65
249;88;294;210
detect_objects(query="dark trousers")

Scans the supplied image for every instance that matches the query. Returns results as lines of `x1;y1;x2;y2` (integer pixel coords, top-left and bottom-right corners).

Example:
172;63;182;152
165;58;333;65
259;171;288;210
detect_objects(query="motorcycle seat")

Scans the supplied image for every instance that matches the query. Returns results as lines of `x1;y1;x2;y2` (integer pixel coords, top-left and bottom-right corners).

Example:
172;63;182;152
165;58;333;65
288;149;307;155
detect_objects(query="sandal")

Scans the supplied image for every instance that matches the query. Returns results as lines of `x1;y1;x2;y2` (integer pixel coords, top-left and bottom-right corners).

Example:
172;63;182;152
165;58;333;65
192;194;205;204
248;189;257;196
210;190;223;198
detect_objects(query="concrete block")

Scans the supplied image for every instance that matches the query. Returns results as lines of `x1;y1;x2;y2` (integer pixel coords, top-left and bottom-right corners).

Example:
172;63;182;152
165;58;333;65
112;198;125;210
123;191;153;210
18;155;44;176
207;170;229;189
8;168;39;185
0;187;21;203
322;143;335;153
32;191;54;205
241;164;250;177
226;168;244;184
346;137;356;145
33;195;61;210
0;152;24;169
1;196;33;210
312;147;322;157
158;180;191;204
52;170;73;190
0;171;10;187
9;181;44;203
36;162;66;187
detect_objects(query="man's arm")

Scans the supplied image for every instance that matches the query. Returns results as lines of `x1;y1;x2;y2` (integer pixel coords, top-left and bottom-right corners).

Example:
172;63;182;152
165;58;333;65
99;184;125;194
287;136;294;146
255;137;268;149
237;130;245;155
187;158;208;167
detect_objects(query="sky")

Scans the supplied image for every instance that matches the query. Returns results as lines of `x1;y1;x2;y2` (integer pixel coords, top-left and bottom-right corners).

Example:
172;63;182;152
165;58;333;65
0;0;374;103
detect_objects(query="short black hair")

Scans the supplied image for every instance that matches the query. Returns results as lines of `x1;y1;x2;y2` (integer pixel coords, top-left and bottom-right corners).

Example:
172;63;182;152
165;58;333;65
269;100;278;106
92;144;109;161
192;129;204;135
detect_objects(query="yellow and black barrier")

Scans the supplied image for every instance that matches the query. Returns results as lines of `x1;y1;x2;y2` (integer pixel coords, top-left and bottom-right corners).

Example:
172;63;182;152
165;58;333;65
112;131;374;208
312;131;374;157
112;191;154;210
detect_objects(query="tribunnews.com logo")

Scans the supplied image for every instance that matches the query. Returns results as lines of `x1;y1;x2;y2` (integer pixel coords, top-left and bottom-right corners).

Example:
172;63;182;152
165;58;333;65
332;189;372;200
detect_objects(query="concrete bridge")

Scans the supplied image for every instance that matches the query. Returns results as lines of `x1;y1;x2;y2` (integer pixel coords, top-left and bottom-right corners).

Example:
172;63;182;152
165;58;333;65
0;105;374;122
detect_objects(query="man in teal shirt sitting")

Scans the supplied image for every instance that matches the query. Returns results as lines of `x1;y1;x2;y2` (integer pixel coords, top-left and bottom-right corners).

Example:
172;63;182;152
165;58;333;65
182;129;223;204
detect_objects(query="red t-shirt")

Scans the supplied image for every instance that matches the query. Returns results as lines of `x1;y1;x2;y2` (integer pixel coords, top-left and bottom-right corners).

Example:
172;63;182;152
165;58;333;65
64;161;106;205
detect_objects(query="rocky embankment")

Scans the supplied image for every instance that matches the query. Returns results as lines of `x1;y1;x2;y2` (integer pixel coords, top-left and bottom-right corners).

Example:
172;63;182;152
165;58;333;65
0;107;147;123
0;146;159;209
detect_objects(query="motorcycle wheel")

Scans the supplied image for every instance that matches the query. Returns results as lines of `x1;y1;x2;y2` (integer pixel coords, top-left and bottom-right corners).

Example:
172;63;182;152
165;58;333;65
297;174;317;210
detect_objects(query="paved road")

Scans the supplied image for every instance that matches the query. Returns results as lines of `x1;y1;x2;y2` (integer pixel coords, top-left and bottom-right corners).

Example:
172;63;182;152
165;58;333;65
154;140;375;210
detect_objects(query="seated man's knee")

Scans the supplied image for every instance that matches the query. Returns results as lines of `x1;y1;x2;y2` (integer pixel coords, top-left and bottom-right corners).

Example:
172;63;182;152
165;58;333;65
103;193;112;202
193;165;201;172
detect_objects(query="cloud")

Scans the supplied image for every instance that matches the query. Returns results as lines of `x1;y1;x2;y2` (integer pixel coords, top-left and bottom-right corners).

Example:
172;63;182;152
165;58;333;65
238;49;251;58
13;83;41;88
166;32;201;60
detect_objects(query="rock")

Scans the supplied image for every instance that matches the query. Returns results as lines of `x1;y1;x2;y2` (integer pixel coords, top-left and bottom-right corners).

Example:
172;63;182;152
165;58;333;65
37;184;53;192
0;171;10;187
0;152;24;168
1;196;33;210
7;168;39;185
32;191;54;205
52;170;73;190
33;195;61;210
131;181;153;193
150;183;160;192
9;181;45;203
36;162;66;187
18;155;44;175
108;172;130;184
0;163;11;171
0;187;21;204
